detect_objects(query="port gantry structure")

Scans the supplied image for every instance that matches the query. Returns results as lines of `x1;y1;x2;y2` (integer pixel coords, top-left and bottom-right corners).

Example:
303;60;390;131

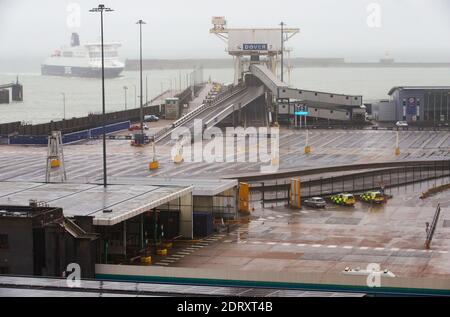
151;17;364;145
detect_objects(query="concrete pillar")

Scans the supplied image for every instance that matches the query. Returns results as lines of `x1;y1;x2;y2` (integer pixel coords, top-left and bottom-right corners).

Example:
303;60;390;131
234;56;241;86
179;193;193;239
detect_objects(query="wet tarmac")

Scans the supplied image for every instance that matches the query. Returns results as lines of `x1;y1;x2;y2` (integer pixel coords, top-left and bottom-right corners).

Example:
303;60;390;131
157;180;450;279
0;129;449;182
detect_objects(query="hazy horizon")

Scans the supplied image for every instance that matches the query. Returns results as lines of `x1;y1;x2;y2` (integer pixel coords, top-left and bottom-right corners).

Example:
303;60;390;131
1;0;450;62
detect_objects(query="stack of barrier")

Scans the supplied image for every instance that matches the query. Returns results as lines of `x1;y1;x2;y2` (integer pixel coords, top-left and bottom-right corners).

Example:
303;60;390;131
8;121;130;145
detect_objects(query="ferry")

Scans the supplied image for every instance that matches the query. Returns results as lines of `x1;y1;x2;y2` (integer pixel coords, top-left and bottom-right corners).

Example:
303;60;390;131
41;33;124;78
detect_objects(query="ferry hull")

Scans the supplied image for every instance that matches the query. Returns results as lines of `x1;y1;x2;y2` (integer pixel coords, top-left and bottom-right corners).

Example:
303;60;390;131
41;64;123;78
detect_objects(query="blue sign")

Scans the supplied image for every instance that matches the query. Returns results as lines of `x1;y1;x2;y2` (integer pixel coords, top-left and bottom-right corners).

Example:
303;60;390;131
243;43;268;51
407;97;417;115
294;104;308;116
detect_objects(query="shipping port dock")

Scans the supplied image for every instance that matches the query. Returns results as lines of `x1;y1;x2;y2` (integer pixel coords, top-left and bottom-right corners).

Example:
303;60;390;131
1;127;450;296
1;17;450;297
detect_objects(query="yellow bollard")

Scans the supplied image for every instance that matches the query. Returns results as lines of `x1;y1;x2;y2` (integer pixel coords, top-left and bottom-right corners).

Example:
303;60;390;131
395;147;401;156
50;159;60;168
140;256;152;264
173;154;184;164
157;249;168;256
304;146;311;154
149;160;159;170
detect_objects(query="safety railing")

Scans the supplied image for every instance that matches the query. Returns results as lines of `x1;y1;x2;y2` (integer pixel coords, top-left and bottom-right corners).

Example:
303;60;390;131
153;84;247;142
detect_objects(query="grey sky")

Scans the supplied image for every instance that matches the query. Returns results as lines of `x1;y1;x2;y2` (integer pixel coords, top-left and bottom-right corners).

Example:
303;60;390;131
1;0;450;61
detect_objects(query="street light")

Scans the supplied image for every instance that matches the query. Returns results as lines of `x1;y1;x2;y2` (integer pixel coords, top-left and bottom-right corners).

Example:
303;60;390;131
280;21;285;83
137;19;146;139
61;93;66;120
123;86;128;110
90;4;114;188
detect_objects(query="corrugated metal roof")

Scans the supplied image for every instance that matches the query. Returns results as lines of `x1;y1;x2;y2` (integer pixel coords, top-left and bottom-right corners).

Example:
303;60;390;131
0;182;192;226
388;86;450;95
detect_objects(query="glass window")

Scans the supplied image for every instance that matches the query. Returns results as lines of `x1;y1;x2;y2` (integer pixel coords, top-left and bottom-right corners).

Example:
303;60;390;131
0;234;8;249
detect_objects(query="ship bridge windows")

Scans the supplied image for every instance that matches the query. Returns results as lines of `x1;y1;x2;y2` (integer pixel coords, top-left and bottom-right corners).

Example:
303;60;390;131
63;51;74;57
89;51;118;58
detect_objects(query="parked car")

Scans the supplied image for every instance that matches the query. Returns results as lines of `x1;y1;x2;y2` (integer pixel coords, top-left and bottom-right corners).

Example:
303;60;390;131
330;193;356;206
396;121;408;127
144;115;159;122
128;124;149;131
128;125;140;131
303;197;327;208
360;191;386;204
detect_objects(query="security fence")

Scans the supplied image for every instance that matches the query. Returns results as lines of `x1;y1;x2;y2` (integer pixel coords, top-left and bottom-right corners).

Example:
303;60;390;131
248;160;450;205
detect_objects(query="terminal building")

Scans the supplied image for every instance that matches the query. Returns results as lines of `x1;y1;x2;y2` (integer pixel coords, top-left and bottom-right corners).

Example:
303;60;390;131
0;179;238;278
372;86;450;124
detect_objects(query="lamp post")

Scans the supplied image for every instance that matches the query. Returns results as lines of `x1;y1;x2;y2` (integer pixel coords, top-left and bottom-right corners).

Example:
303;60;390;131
61;93;66;120
136;19;146;140
123;86;128;110
146;74;148;104
90;4;113;188
280;21;285;83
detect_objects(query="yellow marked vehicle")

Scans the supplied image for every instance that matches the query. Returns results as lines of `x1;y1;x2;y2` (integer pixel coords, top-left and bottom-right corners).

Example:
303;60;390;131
330;193;356;206
360;191;386;204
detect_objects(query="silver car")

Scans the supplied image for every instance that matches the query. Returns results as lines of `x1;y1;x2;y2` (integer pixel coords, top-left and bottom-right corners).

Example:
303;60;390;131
304;197;327;208
396;121;408;127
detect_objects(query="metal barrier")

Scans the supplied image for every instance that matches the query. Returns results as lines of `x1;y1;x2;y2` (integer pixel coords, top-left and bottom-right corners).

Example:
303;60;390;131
247;161;450;204
8;121;131;145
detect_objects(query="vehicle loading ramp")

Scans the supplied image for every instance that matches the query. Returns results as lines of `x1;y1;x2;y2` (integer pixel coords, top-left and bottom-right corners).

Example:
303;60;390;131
156;85;265;144
249;64;362;109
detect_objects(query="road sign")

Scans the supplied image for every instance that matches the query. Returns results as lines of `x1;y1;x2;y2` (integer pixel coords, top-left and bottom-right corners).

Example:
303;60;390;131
294;104;309;116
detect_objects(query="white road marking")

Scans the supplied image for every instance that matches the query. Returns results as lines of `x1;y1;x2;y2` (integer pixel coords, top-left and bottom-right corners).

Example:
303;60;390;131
327;245;338;249
343;246;353;249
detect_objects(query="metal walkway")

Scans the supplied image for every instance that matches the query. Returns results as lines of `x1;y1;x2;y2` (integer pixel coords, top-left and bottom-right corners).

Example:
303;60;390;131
249;64;362;109
155;85;265;144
